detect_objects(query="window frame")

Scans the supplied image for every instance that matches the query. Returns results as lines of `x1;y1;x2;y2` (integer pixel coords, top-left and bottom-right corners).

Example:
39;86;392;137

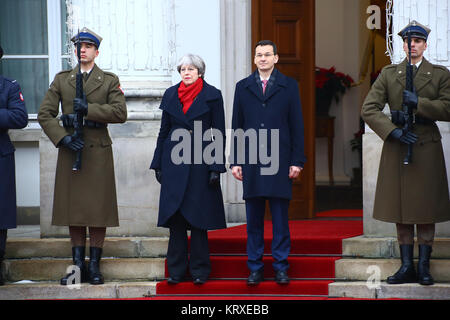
2;0;65;124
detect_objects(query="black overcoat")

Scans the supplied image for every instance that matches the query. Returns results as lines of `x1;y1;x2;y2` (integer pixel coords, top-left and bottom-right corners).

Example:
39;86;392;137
231;69;306;200
0;76;28;229
150;81;227;230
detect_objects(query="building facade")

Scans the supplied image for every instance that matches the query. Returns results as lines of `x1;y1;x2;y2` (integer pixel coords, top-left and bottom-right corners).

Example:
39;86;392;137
2;0;448;237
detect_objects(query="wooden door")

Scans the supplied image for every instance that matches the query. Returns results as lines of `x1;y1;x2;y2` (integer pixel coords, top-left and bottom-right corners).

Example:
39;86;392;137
252;0;316;219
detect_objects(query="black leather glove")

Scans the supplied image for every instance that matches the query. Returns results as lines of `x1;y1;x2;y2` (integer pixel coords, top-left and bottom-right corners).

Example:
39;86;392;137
60;114;76;127
155;169;162;184
403;89;418;109
73;96;88;115
390;128;418;145
209;171;220;187
59;135;84;151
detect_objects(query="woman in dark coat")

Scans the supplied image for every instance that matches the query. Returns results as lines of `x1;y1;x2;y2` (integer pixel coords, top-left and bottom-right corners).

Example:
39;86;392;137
150;54;227;284
0;45;29;285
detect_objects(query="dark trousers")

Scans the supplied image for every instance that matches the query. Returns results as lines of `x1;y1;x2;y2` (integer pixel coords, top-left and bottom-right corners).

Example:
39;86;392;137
166;212;211;279
245;197;290;272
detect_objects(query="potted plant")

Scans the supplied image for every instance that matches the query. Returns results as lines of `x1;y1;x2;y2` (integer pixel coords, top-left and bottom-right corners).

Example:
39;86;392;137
315;66;354;116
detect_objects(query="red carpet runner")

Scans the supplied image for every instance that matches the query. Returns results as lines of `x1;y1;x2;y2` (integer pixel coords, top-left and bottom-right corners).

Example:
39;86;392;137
156;212;363;298
316;209;363;218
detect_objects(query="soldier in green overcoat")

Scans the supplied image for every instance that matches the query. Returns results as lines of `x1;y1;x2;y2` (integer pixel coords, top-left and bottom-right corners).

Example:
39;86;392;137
38;28;127;285
362;21;450;286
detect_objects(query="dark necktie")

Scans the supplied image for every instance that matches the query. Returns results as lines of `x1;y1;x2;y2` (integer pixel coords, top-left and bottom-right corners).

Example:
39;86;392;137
413;65;418;78
83;72;88;82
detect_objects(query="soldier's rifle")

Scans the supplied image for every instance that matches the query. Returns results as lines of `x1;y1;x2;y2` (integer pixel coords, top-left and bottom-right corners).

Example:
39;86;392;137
72;32;84;171
402;31;414;165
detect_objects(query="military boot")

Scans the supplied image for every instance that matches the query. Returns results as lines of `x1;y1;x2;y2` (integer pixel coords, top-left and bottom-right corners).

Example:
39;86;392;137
60;247;88;285
88;247;104;285
417;244;434;285
387;244;417;284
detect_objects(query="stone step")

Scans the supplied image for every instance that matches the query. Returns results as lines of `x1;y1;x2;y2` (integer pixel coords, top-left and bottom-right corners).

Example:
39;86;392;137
335;258;450;282
0;281;157;300
342;236;450;258
5;237;168;259
329;281;450;300
3;258;166;282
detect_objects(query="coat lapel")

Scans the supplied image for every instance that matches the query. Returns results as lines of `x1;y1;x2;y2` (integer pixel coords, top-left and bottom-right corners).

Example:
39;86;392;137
263;69;286;101
67;64;104;96
395;59;407;88
160;83;191;127
395;58;433;93
244;69;286;102
185;82;209;121
160;81;220;128
244;71;264;101
68;67;78;89
414;58;433;93
84;64;104;96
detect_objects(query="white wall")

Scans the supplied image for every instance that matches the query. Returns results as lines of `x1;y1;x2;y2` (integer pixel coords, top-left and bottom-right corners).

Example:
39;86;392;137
171;0;221;88
391;0;450;135
391;0;450;66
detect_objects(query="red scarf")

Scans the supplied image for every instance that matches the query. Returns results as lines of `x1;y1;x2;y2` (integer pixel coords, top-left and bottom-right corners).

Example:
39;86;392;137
178;77;204;114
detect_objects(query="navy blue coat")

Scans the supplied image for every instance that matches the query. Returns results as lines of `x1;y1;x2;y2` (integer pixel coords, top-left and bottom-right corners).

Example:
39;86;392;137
0;76;28;229
231;69;306;200
150;81;227;230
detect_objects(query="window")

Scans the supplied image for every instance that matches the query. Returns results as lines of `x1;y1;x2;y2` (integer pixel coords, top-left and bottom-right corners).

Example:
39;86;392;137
0;0;68;116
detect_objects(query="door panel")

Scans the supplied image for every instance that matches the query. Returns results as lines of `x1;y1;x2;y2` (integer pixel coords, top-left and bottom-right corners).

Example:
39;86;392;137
252;0;316;219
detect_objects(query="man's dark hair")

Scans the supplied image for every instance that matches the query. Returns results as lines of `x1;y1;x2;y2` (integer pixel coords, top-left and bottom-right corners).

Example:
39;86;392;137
255;40;277;55
0;45;3;59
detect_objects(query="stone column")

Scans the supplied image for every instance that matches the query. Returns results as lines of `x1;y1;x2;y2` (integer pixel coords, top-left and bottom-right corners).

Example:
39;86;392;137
219;0;252;223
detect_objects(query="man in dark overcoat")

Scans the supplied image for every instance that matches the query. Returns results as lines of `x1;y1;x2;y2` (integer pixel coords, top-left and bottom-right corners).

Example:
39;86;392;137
38;28;127;285
362;21;450;285
0;44;29;285
231;40;306;285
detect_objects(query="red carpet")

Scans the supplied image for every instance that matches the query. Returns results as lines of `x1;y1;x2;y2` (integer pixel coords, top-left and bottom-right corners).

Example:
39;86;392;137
155;218;363;298
316;209;363;218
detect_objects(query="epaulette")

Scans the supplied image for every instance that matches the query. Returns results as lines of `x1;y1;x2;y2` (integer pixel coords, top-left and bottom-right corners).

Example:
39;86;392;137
432;64;450;73
103;71;119;79
57;69;71;75
382;64;397;71
3;77;17;84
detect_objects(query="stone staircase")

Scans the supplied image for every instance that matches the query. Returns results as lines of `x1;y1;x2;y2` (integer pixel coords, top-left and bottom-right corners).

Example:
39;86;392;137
329;236;450;299
0;237;169;299
3;233;450;300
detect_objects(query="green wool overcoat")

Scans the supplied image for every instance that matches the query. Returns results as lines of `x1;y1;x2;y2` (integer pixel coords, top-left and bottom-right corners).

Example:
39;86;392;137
362;58;450;224
38;64;127;227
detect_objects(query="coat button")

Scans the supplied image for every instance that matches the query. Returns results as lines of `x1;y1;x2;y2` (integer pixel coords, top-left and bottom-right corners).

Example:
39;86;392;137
261;123;265;127
262;103;266;107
